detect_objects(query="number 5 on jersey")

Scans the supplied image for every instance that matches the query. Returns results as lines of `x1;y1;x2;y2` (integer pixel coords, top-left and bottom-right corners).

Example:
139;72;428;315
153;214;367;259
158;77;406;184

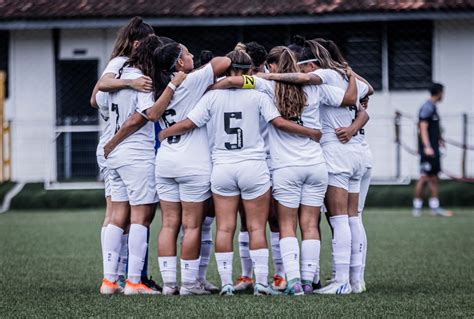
224;112;243;150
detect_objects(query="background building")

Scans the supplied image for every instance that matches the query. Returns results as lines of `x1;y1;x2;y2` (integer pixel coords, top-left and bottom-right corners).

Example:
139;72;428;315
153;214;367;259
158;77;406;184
0;0;473;185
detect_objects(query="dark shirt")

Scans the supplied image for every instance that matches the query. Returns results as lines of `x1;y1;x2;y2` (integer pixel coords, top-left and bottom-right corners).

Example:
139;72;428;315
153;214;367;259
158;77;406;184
418;100;441;156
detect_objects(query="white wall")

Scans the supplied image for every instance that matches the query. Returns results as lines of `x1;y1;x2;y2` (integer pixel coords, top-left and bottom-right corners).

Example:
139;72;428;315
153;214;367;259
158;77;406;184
365;19;474;181
7;30;55;182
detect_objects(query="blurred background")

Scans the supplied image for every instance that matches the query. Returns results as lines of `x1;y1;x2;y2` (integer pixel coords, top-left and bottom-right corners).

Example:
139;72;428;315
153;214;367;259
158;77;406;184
0;0;472;190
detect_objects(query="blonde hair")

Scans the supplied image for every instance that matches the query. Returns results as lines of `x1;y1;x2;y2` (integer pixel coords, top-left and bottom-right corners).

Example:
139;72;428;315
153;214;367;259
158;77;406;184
269;46;307;120
305;40;346;79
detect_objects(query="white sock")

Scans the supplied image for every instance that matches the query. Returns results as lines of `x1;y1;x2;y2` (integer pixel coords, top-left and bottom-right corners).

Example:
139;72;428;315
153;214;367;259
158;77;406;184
301;239;320;283
239;232;253;278
103;224;124;282
100;226;107;260
279;237;300;282
181;257;201;286
413;198;423;209
158;256;177;287
359;212;367;282
127;224;148;284
199;217;214;280
270;232;285;277
250;249;269;286
329;215;351;283
117;233;128;277
429;197;440;209
215;252;234;287
349;216;364;285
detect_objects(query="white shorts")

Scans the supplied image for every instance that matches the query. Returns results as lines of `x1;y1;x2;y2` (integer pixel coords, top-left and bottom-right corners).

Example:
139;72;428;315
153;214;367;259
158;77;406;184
273;163;328;209
358;167;372;212
109;160;159;206
211;160;271;200
323;143;364;193
156;175;211;203
97;154;112;198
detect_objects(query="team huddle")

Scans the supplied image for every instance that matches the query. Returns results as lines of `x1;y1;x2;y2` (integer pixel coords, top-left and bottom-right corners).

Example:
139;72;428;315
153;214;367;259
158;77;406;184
94;17;374;296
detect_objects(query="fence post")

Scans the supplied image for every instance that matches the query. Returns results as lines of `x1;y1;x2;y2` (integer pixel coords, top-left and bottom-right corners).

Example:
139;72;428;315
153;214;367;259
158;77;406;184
395;111;401;179
462;113;468;178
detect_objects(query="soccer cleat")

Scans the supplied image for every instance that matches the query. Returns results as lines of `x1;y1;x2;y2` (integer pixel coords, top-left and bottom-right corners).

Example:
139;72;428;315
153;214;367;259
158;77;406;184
412;208;422;217
116;275;126;289
351;281;365;294
198;278;219;293
180;283;211;296
314;281;352;295
312;280;322;290
284;279;304;296
271;274;287;291
234;276;254;291
219;284;236;296
141;276;162;293
100;278;123;295
124;280;161;295
162;285;180;296
254;283;281;296
430;208;453;217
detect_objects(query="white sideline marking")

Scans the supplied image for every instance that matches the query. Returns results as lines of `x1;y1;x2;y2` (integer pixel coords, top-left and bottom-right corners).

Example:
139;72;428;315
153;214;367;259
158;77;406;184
1;182;25;213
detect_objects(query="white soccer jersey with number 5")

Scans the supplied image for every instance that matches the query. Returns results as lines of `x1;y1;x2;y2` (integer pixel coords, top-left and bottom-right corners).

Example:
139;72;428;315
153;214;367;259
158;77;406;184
187;89;280;165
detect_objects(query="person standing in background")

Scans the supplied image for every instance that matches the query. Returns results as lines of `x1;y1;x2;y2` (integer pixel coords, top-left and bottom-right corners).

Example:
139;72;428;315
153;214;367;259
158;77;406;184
412;83;453;217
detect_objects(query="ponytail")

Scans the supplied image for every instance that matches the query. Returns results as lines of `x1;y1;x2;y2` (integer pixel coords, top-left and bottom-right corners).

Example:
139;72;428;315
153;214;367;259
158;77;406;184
110;16;154;59
152;43;182;100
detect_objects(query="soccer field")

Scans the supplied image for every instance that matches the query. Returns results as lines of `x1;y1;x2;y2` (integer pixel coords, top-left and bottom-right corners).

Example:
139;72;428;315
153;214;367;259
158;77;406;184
0;208;473;317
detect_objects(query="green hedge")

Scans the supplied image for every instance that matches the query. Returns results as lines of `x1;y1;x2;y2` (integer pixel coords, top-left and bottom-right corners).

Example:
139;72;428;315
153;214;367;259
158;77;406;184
3;180;474;210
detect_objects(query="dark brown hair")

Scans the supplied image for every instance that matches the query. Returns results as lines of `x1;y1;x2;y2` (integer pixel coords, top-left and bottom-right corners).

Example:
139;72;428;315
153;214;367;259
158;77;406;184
110;16;154;59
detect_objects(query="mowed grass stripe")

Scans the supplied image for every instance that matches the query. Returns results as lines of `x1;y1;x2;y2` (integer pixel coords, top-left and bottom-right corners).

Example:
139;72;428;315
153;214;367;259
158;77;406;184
0;208;473;317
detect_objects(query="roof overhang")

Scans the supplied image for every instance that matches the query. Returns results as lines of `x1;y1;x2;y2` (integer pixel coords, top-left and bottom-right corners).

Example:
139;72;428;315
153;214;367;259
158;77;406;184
1;11;473;30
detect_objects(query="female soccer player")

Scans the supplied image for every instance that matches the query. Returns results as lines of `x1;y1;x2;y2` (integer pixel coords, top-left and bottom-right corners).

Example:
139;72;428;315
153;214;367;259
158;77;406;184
315;38;374;293
158;50;325;296
100;35;162;295
148;42;231;296
210;46;358;295
91;16;155;294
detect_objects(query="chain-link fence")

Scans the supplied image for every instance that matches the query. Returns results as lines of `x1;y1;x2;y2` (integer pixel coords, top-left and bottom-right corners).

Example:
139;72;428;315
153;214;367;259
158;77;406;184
1;17;473;185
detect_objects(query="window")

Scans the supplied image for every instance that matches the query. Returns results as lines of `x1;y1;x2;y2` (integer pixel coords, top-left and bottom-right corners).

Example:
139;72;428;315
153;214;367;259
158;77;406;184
388;21;433;90
0;31;9;98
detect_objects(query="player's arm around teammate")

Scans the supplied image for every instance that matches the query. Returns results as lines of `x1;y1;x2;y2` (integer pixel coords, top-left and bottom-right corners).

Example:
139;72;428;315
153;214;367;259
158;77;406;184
152;42;231;295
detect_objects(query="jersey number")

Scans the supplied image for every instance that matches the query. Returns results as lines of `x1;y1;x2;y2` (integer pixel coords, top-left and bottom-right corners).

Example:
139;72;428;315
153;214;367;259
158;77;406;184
349;106;364;136
111;103;120;133
224;112;243;150
162;109;181;144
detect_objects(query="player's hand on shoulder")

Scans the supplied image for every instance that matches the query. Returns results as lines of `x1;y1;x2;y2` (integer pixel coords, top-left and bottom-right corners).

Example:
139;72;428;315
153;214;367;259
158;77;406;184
132;76;153;92
335;127;354;144
172;71;187;87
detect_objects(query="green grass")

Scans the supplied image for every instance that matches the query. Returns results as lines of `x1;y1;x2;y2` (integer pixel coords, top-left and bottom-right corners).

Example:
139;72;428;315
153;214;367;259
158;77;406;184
0;208;473;317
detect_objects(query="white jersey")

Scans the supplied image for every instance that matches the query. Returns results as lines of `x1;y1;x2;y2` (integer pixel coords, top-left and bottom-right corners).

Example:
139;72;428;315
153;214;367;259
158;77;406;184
156;64;215;178
187;89;280;165
254;78;345;169
106;67;155;169
315;69;369;145
96;56;127;157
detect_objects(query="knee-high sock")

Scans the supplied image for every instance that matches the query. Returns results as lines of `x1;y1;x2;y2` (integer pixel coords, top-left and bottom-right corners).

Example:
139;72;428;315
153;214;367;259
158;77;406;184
301;239;320;284
239;232;253;278
128;224;148;284
349;216;364;284
270;232;285;277
359;212;368;282
329;215;351;283
158;256;177;287
279;237;300;282
199;217;214;280
101;226;107;262
215;252;233;287
140;228;150;278
117;233;128;276
250;249;269;286
103;224;124;282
